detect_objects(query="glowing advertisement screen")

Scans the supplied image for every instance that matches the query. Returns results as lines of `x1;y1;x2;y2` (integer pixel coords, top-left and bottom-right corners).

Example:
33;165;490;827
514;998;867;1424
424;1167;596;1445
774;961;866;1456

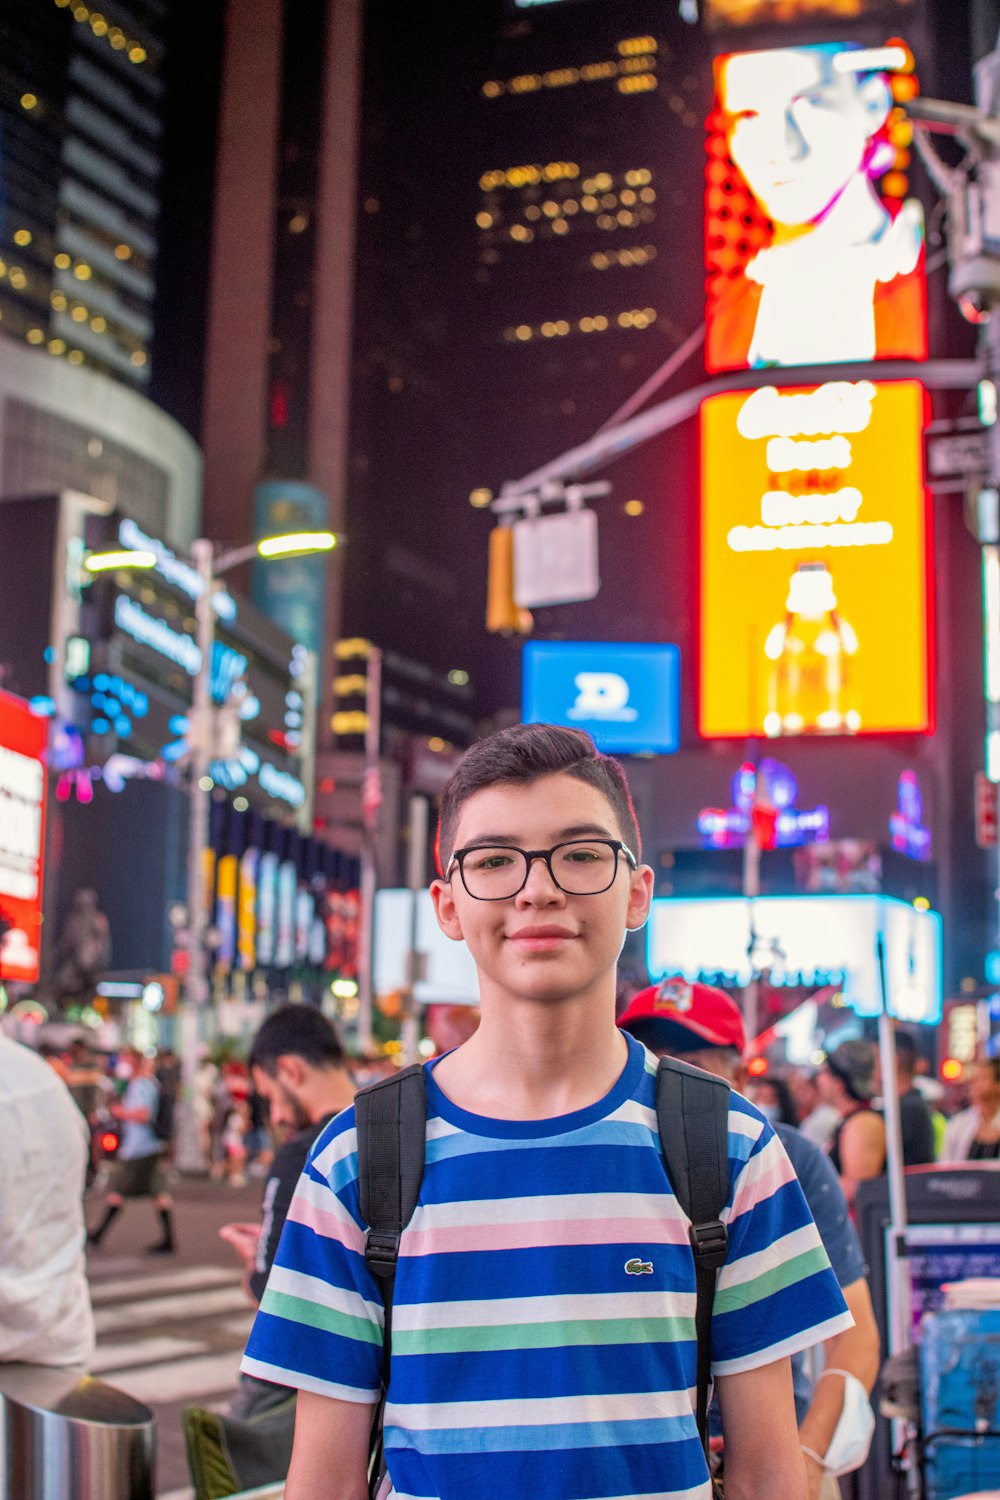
0;691;48;983
705;41;926;374
522;641;681;754
699;378;931;739
647;893;942;1024
703;0;916;29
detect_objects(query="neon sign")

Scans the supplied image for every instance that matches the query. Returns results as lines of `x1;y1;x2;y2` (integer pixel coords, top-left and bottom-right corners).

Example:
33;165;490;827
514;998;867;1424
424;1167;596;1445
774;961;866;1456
115;595;202;675
698;759;829;850
705;40;926;374
0;692;47;983
119;519;236;622
889;769;931;860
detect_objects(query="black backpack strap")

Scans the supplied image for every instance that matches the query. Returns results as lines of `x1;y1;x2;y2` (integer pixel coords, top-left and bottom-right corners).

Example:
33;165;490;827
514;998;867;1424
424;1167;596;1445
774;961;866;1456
355;1063;427;1499
656;1056;731;1467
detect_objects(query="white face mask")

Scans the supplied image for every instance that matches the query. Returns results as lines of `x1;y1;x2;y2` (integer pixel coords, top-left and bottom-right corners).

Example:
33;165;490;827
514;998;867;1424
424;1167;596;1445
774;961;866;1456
817;1368;876;1476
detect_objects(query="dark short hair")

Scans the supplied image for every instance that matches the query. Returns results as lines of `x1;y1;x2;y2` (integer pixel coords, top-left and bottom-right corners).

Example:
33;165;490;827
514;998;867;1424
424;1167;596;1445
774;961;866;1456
249;1004;345;1075
436;723;641;871
894;1030;918;1074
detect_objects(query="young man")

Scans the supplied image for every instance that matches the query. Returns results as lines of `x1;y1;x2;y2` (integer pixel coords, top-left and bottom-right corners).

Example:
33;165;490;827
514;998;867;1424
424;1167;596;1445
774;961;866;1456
242;724;852;1500
88;1047;176;1254
619;980;879;1500
220;1005;356;1417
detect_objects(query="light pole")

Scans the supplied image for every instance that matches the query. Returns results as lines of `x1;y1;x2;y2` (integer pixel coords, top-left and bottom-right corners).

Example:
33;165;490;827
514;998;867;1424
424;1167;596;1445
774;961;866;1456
174;530;340;1173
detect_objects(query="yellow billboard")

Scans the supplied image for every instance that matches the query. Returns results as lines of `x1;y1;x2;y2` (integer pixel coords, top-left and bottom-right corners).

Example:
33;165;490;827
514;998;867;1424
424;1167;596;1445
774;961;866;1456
699;378;931;739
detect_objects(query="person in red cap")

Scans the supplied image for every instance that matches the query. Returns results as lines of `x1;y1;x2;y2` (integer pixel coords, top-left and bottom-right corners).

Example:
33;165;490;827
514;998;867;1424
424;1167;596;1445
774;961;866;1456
620;979;880;1500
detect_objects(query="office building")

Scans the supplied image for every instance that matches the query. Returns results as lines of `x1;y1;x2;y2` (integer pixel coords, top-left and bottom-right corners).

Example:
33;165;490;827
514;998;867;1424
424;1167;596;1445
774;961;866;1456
0;0;166;388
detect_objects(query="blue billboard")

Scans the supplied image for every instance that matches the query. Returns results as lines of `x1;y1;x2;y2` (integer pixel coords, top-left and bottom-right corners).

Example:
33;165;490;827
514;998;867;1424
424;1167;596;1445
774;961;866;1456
253;481;328;657
522;641;680;754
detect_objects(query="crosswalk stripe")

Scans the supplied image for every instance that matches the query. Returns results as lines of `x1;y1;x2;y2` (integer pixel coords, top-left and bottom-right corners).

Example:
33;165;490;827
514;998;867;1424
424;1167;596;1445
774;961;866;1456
94;1284;250;1334
89;1265;242;1305
102;1351;242;1405
90;1335;206;1374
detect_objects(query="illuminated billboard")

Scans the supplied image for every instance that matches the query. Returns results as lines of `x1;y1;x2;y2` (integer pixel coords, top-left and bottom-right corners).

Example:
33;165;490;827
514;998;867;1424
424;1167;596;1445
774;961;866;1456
699;377;931;739
705;40;926;373
703;0;915;28
0;690;48;983
647;893;942;1025
522;641;680;754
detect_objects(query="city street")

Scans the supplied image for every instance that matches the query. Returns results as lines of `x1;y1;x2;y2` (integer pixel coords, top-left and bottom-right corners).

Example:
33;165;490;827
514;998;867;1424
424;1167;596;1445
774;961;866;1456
84;1176;263;1500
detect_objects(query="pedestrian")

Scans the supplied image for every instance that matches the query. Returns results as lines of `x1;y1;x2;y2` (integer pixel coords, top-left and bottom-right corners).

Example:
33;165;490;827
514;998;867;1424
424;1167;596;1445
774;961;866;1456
819;1039;887;1211
242;723;852;1500
747;1071;800;1127
619;980;879;1500
0;1035;94;1366
940;1057;1000;1161
219;1004;356;1419
87;1047;177;1254
791;1067;841;1152
884;1030;936;1165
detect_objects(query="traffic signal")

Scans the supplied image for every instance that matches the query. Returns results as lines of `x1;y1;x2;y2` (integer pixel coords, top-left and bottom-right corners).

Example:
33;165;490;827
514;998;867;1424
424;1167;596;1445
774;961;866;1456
486;526;533;635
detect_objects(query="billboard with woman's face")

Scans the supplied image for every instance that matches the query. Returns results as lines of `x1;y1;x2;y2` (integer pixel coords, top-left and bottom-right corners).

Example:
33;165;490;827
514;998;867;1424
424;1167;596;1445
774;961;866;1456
705;41;926;372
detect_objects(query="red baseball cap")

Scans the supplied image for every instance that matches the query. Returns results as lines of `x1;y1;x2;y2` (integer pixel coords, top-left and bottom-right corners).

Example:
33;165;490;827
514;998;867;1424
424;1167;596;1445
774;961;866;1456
618;977;747;1057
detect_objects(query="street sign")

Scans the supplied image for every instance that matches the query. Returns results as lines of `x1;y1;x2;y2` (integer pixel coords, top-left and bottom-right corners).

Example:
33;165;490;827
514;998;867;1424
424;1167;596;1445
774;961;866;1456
513;508;599;608
927;430;990;478
976;770;999;849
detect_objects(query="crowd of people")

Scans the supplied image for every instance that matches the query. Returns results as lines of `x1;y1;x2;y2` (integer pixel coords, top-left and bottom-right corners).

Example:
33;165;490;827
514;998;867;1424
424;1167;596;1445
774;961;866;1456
3;720;1000;1499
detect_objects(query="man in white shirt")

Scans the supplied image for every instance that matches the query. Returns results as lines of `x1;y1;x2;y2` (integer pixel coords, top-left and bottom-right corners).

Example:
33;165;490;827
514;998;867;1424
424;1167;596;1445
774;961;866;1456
0;1035;94;1366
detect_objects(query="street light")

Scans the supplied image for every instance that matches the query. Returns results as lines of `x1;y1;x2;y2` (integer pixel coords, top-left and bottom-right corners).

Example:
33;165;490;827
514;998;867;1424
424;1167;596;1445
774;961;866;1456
175;529;341;1173
83;549;157;572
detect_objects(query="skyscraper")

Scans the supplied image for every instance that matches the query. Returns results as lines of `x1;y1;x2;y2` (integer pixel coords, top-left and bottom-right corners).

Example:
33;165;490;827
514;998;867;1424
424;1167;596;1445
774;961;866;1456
0;0;166;387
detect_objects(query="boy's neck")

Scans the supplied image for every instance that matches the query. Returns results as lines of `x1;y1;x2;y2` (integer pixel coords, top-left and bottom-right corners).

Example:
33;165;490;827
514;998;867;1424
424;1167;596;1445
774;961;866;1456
432;987;629;1121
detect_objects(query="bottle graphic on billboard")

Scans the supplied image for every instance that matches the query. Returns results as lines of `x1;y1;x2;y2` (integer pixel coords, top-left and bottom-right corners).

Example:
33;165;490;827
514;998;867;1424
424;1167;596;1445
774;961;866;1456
763;562;860;737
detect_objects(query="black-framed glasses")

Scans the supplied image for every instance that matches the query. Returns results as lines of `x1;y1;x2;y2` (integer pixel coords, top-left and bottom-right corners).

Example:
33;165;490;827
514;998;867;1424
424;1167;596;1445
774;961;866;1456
446;839;637;901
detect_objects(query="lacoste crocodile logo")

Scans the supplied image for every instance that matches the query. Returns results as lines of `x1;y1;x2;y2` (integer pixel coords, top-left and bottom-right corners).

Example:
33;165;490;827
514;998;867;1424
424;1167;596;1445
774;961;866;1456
624;1257;654;1275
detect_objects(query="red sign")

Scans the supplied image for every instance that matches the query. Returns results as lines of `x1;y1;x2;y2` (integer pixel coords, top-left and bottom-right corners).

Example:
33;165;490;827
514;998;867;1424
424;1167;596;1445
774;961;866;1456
975;771;998;850
0;691;48;983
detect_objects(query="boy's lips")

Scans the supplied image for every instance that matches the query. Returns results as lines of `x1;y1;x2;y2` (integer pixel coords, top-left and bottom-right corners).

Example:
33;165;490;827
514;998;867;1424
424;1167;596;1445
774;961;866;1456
506;925;577;950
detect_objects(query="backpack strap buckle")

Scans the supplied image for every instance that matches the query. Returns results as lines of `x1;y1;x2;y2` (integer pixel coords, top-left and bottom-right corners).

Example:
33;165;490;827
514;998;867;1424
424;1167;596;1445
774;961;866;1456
365;1229;401;1278
689;1219;728;1271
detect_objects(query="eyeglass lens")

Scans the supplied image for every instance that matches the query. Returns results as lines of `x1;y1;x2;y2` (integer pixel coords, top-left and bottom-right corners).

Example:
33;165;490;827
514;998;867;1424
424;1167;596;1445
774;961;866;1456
459;841;620;898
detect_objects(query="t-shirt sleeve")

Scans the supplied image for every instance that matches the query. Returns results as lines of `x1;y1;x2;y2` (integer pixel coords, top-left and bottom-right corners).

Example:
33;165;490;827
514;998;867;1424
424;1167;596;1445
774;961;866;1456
241;1109;384;1402
711;1097;853;1377
777;1124;867;1290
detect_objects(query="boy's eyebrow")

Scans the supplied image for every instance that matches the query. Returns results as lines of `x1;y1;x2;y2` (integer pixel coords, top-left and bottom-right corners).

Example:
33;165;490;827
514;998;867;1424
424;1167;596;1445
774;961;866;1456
458;823;617;847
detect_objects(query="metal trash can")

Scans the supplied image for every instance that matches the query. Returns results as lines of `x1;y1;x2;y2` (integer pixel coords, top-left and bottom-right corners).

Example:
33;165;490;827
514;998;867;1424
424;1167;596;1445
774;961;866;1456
0;1362;154;1499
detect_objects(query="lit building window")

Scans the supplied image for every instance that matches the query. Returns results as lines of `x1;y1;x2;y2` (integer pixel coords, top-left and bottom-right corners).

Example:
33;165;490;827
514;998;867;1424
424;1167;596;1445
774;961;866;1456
20;93;38;110
90;315;106;331
130;349;147;366
73;262;92;280
48;337;66;354
26;328;45;345
114;243;133;260
67;349;84;365
618;36;658;56
476;211;494;229
54;252;71;269
13;229;32;247
618;74;658;94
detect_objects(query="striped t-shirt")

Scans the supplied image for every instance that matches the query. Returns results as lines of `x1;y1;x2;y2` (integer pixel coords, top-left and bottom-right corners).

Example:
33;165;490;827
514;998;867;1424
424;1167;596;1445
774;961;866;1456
242;1035;851;1500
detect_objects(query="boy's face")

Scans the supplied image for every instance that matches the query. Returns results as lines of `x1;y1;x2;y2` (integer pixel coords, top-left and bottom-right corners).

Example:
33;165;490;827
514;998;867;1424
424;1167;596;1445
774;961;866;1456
431;772;653;1010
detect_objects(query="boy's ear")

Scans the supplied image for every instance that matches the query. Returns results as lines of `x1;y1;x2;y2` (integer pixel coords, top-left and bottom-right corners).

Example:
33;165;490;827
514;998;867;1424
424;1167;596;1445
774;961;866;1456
625;864;655;932
430;878;465;942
